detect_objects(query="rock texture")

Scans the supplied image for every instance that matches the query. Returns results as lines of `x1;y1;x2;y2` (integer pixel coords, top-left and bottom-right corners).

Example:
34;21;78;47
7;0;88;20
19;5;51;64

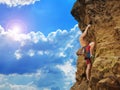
71;0;120;90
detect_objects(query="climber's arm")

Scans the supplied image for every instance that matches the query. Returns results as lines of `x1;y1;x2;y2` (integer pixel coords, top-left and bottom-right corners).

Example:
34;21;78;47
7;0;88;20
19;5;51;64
80;24;91;38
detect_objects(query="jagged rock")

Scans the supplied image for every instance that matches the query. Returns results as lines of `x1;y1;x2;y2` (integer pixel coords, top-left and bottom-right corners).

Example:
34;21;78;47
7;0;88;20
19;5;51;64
71;0;120;90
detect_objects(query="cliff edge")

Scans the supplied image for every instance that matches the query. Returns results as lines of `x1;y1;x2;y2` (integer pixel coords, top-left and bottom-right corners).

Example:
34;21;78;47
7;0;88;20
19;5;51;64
71;0;120;90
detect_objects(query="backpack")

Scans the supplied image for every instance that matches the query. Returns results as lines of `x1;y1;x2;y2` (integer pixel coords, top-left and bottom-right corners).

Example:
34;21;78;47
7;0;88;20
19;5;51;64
76;47;85;56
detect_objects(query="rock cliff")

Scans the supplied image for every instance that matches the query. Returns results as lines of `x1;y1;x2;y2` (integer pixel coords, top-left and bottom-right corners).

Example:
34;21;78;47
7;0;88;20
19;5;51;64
71;0;120;90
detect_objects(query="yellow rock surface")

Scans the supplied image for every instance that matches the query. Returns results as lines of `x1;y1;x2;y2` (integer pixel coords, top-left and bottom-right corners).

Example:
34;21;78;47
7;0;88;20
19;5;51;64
71;0;120;90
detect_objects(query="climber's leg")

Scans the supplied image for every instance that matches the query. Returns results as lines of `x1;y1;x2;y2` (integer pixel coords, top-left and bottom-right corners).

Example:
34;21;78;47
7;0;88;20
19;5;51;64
86;59;92;81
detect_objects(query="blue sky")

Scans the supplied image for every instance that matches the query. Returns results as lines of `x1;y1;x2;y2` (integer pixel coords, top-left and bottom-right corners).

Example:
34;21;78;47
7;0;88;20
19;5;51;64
0;0;77;35
0;0;81;90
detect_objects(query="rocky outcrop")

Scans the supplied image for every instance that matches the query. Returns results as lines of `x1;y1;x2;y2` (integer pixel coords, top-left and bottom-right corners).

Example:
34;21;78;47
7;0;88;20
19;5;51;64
71;0;120;90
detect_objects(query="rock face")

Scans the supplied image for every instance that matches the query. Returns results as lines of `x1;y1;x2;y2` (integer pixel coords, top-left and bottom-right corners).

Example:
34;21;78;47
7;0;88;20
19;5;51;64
71;0;120;90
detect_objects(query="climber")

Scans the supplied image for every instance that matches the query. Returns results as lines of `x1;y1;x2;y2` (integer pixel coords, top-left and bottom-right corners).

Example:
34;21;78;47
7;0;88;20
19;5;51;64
79;24;95;81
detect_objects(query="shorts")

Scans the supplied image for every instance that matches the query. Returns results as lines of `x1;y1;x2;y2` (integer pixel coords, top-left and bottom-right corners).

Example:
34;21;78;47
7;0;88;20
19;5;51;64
85;59;91;64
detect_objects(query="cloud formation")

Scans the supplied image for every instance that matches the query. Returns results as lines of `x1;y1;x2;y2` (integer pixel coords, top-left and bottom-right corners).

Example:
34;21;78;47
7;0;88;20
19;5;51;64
56;59;76;90
0;24;81;90
0;70;41;90
0;24;80;60
14;49;22;60
0;0;40;7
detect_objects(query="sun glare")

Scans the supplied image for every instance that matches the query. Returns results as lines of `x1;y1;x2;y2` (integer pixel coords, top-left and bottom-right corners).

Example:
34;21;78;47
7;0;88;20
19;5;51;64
6;19;27;34
6;19;27;41
12;25;21;34
8;25;23;41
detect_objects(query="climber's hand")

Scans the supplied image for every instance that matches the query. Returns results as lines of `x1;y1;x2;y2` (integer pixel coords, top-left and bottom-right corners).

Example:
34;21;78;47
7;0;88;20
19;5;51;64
87;24;91;28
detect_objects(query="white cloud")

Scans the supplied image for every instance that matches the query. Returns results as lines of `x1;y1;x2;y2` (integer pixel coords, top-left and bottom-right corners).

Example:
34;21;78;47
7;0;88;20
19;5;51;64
0;24;80;61
0;25;5;34
58;52;66;57
47;29;68;43
28;49;35;57
2;30;46;44
37;50;44;55
0;29;47;46
0;24;80;60
14;49;22;60
0;0;40;7
64;25;80;51
56;59;76;77
44;51;50;55
0;24;80;90
0;70;42;90
42;88;51;90
0;83;35;90
28;31;47;43
56;59;76;89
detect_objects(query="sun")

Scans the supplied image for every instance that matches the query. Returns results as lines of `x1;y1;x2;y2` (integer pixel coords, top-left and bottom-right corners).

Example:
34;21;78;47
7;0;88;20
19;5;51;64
7;24;24;41
12;25;21;34
6;19;27;34
6;19;28;41
7;25;22;41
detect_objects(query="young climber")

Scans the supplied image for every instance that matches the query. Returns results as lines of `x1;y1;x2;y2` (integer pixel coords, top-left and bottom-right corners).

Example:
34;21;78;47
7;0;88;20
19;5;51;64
79;24;95;81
